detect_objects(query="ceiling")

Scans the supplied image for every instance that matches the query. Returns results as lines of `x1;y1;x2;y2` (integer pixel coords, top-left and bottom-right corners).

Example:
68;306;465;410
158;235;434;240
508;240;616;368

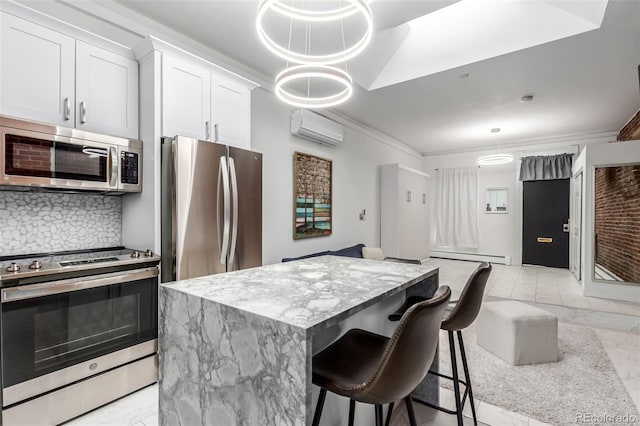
112;0;640;155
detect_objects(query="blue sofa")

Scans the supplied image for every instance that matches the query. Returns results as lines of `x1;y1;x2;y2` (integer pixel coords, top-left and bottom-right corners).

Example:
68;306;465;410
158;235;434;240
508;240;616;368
281;243;365;263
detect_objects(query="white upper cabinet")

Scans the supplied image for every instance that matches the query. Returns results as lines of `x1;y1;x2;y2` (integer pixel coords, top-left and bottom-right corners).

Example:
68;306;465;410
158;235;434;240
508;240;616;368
211;70;251;149
0;13;75;126
162;55;211;140
0;12;139;139
76;41;138;139
161;52;253;148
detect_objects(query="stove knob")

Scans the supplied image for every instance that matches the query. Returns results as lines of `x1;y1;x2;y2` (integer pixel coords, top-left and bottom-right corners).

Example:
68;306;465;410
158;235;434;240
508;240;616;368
6;263;20;273
29;260;42;270
131;251;141;258
144;249;153;257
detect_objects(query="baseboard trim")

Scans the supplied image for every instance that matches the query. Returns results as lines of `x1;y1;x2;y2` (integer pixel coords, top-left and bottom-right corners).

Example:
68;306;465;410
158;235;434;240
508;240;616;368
430;250;511;265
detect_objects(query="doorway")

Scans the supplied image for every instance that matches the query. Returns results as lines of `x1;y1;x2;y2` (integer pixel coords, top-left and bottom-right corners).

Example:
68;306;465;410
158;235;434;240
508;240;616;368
522;179;570;268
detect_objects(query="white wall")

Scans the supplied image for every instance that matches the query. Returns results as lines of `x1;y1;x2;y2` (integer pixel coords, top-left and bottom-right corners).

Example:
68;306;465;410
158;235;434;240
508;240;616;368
422;137;612;265
423;153;518;262
251;88;422;265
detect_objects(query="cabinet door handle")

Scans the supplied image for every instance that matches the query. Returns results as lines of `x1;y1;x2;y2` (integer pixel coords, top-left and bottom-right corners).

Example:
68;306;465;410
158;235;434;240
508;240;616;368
407;191;411;202
214;123;219;142
205;121;210;141
423;193;426;204
64;98;71;121
80;101;87;124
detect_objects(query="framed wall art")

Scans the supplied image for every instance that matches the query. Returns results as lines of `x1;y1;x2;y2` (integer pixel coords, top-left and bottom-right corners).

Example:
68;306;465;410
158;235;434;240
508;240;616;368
293;152;332;239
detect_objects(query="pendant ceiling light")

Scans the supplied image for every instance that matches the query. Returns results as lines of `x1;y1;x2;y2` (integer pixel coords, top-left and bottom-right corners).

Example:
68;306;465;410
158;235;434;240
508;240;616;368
256;0;373;65
256;0;373;108
477;154;514;165
275;65;353;108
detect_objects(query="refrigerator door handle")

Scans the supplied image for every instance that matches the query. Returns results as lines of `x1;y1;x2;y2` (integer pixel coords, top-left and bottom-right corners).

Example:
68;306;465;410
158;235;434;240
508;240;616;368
218;156;231;265
228;157;239;264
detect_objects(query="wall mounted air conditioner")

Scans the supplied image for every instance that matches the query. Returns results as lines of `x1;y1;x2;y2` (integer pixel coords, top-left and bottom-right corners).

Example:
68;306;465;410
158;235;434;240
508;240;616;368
291;109;344;147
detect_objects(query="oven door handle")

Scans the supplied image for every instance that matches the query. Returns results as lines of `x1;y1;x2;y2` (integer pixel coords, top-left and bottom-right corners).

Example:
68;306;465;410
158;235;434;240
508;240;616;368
1;267;158;303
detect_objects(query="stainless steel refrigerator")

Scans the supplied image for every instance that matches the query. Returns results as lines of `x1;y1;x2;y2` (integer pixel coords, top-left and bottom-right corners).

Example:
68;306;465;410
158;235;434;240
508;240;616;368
161;136;262;282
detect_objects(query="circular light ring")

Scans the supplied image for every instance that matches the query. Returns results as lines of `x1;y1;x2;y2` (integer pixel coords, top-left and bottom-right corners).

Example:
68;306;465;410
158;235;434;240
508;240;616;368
478;154;514;166
256;0;373;65
268;0;365;22
275;65;353;108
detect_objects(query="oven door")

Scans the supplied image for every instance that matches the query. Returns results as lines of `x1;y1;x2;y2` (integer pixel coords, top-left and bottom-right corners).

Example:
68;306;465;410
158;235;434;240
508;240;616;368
0;126;118;191
1;267;158;407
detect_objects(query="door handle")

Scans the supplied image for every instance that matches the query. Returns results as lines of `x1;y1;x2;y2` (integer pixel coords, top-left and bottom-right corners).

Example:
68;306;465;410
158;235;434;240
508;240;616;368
109;147;118;187
80;101;87;124
214;123;219;142
228;157;238;264
218;156;230;265
205;121;210;141
2;267;158;303
63;97;71;121
537;237;553;243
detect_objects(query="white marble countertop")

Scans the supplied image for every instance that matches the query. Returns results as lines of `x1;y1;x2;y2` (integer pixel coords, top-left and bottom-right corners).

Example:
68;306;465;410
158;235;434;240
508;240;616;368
161;255;438;332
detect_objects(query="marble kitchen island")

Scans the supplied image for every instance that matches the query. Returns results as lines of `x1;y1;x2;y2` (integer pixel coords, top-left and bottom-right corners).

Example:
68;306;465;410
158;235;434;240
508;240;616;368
159;256;439;426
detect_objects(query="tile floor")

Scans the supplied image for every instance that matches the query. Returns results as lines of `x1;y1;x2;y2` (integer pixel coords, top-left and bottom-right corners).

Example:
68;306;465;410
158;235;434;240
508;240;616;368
428;258;640;317
67;259;639;426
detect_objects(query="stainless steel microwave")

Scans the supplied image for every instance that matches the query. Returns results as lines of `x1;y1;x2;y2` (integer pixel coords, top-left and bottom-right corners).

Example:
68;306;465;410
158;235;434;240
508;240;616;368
0;115;142;193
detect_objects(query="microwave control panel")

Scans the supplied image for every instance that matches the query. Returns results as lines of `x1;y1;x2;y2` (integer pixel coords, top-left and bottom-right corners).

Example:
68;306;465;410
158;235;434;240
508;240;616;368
120;152;139;184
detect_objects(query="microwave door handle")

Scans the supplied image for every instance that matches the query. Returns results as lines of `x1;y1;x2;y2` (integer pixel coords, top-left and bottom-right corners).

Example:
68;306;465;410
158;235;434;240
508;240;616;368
1;267;158;303
109;146;118;187
228;157;238;264
219;155;230;265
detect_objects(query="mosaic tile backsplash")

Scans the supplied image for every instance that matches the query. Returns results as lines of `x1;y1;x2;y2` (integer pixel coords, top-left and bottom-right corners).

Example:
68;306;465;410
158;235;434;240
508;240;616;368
0;191;121;256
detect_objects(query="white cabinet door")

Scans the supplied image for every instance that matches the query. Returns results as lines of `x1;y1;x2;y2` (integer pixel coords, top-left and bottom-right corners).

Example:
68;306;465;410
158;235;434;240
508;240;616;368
75;41;138;138
162;55;211;140
0;13;75;126
211;70;251;149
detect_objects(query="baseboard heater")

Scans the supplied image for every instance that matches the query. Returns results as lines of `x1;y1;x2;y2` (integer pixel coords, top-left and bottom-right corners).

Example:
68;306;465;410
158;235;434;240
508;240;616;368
430;250;512;265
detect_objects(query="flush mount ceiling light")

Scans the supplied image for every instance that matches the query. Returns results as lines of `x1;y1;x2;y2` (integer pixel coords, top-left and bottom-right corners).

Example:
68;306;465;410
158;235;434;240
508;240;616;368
256;0;373;65
275;65;353;108
477;154;514;165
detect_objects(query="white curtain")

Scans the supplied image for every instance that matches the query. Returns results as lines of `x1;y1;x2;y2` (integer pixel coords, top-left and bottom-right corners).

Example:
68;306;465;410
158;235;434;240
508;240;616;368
435;167;480;248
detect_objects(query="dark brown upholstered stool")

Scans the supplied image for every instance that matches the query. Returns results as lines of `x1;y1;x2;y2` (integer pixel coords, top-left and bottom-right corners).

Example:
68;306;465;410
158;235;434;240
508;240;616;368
311;286;452;426
387;262;492;425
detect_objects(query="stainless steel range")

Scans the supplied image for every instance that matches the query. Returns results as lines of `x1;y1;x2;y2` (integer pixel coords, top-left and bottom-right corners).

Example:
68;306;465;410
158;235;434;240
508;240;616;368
0;247;160;425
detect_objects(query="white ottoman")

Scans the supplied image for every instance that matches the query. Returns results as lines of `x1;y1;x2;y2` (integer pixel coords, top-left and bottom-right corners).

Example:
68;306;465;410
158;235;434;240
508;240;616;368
477;301;558;366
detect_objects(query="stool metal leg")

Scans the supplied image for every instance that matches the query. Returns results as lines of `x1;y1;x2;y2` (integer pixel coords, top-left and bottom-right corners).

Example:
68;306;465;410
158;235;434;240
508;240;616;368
375;404;383;426
458;330;477;425
405;395;417;426
449;331;464;426
312;388;327;426
385;402;394;426
348;399;356;426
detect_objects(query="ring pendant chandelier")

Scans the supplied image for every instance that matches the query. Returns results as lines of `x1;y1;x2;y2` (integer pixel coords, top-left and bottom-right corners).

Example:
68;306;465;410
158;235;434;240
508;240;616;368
256;0;373;108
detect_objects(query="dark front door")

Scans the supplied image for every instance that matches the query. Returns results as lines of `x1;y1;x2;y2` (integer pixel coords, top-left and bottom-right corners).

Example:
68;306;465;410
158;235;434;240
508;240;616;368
523;179;570;268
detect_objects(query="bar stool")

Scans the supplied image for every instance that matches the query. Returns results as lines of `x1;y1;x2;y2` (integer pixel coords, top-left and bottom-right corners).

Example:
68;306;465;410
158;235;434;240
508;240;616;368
388;262;492;425
311;286;452;426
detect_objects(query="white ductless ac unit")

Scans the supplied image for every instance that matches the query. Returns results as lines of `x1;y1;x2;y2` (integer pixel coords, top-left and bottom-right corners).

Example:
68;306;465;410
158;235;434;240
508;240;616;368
291;109;344;147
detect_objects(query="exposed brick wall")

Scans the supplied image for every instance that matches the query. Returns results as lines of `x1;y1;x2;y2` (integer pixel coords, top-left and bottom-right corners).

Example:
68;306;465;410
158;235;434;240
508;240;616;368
594;165;640;282
618;110;640;141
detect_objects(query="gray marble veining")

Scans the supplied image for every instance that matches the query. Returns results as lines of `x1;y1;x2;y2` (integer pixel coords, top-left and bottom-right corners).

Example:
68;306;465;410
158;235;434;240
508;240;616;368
0;191;121;256
162;256;439;333
160;256;439;426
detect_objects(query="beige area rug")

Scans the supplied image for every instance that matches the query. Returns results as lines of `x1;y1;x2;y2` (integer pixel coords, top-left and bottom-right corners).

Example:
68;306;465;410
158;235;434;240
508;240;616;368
438;323;639;425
